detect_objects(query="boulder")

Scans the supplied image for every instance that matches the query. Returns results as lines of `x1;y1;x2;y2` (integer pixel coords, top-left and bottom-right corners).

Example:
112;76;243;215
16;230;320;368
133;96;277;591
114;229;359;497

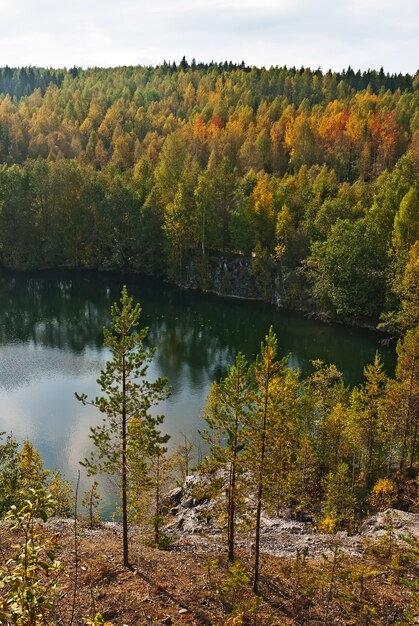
358;509;419;540
163;486;183;506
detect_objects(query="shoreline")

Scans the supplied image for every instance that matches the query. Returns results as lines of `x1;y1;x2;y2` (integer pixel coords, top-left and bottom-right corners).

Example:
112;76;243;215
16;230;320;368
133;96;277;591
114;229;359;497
0;263;397;338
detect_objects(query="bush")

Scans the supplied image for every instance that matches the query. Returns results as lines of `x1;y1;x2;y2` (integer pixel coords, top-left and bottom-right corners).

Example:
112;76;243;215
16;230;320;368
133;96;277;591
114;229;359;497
0;488;62;625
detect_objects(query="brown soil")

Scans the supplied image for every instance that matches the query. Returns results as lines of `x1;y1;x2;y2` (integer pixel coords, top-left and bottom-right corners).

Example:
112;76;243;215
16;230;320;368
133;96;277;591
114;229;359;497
1;516;418;626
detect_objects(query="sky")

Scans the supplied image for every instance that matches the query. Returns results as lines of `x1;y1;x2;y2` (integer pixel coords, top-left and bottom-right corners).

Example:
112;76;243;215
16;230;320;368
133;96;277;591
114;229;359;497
0;0;417;74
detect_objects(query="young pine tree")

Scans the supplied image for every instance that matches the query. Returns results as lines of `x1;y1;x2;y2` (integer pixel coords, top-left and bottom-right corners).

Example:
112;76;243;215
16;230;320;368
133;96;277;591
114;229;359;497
82;481;102;527
76;286;170;566
392;328;419;470
350;353;388;486
244;328;289;593
202;353;251;562
173;431;195;483
128;440;173;547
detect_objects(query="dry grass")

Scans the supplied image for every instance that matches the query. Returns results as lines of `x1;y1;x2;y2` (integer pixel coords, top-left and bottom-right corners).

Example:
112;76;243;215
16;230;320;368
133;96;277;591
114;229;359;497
0;520;417;625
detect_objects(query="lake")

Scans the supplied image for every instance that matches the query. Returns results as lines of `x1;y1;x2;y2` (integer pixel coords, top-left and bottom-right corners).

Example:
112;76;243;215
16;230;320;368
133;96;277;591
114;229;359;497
0;269;396;511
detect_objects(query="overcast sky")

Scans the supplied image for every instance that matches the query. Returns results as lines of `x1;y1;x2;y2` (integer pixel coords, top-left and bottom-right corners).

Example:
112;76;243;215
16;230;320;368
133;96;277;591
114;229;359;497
0;0;417;74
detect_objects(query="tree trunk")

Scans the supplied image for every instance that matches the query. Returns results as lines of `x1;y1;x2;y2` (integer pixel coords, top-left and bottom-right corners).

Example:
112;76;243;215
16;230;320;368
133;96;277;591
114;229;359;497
253;363;270;594
228;446;237;562
409;410;419;470
155;452;161;546
122;351;129;567
407;356;417;469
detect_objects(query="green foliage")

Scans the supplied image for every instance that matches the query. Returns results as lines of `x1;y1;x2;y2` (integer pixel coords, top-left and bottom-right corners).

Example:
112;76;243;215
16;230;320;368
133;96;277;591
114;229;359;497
393;187;419;257
386;240;419;333
251;243;275;300
202;353;252;561
77;286;170;478
200;322;418;594
0;436;73;519
350;353;389;484
0;433;19;516
308;218;387;318
76;286;170;565
130;444;174;547
392;328;419;469
0;488;62;626
47;471;74;517
320;462;357;531
219;562;261;625
81;481;102;527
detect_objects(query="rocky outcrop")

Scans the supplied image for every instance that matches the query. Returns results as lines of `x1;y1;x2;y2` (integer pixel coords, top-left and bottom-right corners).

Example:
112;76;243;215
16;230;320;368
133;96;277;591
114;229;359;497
358;508;419;541
16;482;416;562
161;475;419;558
183;255;264;300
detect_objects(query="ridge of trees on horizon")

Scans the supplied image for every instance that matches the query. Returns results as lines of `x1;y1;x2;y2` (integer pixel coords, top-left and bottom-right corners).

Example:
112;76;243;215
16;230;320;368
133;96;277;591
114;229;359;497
0;62;416;99
0;63;417;326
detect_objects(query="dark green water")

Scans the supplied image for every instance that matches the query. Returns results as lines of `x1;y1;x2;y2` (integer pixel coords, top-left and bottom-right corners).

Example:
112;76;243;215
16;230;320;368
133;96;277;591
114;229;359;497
0;269;396;509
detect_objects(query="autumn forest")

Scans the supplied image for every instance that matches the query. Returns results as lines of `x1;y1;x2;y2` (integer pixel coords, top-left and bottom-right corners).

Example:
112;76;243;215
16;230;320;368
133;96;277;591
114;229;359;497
0;59;419;624
0;62;417;328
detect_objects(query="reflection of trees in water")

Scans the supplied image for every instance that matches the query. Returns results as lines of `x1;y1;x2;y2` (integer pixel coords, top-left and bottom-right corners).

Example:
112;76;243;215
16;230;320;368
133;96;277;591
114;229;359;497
149;316;234;392
0;269;396;388
0;270;114;352
141;287;395;386
0;270;240;395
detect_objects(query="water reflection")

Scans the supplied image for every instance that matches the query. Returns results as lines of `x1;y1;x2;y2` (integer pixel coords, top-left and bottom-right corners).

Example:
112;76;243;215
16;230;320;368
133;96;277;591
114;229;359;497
0;268;396;499
0;271;111;351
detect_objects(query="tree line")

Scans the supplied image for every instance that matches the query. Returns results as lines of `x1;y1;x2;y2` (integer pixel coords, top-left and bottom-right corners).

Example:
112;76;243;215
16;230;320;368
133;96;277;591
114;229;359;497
0;63;417;325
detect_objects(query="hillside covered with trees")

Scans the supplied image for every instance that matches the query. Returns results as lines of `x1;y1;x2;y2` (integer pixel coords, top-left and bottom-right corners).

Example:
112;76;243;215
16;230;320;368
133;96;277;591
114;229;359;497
0;62;417;326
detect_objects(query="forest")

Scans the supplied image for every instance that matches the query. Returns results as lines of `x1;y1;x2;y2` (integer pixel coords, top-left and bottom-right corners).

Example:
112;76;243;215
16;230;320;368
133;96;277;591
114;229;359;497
0;62;417;326
0;61;418;623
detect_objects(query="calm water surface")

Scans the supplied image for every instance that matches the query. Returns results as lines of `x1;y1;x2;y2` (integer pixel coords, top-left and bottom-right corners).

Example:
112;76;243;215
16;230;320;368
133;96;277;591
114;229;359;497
0;269;396;510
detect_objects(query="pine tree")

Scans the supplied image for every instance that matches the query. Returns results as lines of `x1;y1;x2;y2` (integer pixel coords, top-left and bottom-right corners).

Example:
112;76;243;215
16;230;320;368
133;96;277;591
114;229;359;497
244;328;288;593
202;353;251;562
350;353;388;485
395;328;419;470
76;286;170;566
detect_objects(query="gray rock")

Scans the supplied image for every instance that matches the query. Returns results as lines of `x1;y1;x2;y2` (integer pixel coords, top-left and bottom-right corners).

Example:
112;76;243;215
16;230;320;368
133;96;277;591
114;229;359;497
184;475;199;487
163;487;183;507
358;509;419;540
282;508;294;520
183;255;263;300
182;517;199;533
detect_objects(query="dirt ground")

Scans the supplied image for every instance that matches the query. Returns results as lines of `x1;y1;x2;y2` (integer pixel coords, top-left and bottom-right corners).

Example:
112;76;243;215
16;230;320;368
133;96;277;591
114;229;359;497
1;514;418;626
